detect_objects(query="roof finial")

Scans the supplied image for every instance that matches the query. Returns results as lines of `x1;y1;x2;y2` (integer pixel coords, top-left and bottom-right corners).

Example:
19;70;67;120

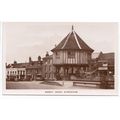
72;25;74;31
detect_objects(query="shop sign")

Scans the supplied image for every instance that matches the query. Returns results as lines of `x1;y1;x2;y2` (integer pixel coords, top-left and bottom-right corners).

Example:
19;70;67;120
98;67;108;70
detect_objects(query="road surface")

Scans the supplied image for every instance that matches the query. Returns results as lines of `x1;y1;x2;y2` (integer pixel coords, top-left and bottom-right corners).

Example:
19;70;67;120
6;81;99;89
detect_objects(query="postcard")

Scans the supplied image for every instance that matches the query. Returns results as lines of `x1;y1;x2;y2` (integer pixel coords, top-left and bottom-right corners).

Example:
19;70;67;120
2;22;118;95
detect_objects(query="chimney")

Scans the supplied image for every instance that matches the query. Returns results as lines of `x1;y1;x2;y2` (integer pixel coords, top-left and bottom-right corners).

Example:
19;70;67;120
38;56;41;61
46;51;49;57
14;60;17;64
29;57;32;63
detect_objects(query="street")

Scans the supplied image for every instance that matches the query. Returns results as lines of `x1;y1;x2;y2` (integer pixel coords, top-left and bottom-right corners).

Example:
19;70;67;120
6;80;99;89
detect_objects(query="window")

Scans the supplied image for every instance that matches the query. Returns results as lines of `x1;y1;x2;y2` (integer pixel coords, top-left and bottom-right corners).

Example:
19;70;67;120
45;66;47;72
23;71;25;75
68;51;75;58
50;59;52;64
48;59;50;64
48;74;50;78
102;62;108;67
55;52;60;58
49;66;51;71
45;73;47;78
50;73;52;78
20;71;22;75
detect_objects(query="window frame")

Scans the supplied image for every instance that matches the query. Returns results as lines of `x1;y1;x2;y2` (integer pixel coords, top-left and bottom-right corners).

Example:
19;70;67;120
67;51;75;58
55;51;60;59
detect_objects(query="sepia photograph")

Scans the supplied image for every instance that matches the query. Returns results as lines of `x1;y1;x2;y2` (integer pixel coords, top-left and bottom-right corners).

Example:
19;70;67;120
1;1;120;120
2;22;118;95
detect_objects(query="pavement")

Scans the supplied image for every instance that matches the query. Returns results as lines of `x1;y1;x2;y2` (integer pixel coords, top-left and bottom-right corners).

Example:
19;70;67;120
6;80;99;89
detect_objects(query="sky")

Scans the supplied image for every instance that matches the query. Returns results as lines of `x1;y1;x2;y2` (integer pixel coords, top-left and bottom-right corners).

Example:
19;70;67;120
3;22;118;63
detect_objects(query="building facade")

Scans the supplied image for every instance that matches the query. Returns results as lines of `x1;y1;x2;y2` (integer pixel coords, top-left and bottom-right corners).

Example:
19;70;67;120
6;56;43;81
6;63;26;81
97;52;114;77
26;56;43;80
91;52;114;81
42;53;55;80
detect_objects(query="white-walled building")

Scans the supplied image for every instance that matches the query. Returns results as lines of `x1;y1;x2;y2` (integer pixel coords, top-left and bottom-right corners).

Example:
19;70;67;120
6;64;26;81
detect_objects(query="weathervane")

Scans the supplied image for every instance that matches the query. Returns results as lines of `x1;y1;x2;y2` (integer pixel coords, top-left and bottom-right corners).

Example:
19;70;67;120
72;25;74;31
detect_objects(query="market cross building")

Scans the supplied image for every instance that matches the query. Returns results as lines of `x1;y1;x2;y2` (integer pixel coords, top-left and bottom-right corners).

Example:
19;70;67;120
51;26;94;80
